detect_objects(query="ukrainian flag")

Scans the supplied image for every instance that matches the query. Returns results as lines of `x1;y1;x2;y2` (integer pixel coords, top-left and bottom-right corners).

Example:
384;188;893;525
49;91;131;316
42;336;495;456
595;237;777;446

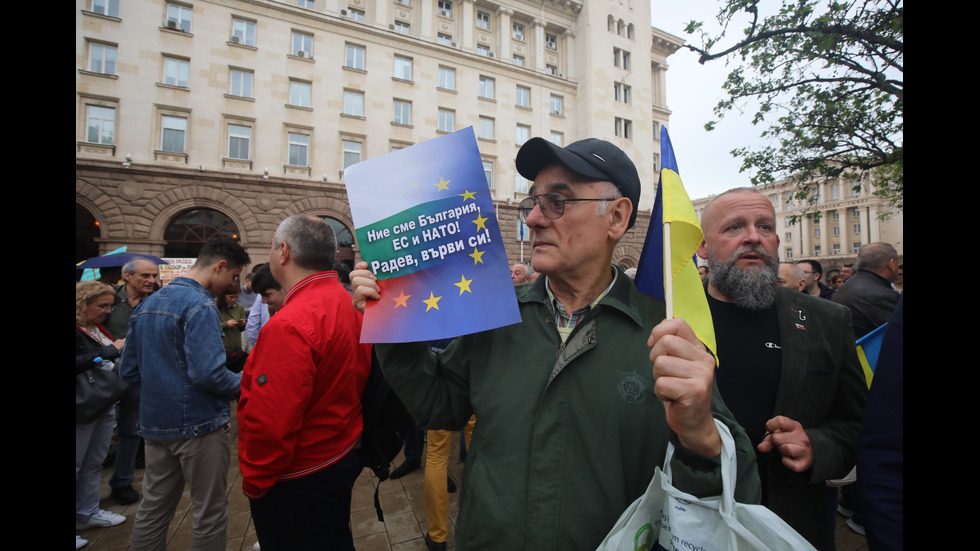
856;323;888;388
635;127;717;362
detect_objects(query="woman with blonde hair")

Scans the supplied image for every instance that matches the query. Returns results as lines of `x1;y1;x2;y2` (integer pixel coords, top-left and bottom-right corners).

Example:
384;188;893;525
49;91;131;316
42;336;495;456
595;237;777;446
75;281;128;548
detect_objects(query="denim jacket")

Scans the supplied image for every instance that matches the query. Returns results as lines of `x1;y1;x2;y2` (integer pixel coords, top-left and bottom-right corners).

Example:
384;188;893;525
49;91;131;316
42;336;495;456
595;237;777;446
120;277;241;440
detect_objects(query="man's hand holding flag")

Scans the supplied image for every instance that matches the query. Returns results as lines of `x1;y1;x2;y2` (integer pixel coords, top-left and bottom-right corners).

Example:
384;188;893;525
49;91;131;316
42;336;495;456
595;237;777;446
636;127;717;364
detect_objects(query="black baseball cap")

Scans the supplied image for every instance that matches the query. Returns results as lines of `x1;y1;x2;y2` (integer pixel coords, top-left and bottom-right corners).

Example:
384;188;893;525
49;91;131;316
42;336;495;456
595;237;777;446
516;137;641;229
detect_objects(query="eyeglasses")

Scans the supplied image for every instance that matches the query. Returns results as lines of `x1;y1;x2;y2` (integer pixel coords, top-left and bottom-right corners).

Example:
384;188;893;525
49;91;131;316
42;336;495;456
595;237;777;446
96;304;115;312
518;193;619;223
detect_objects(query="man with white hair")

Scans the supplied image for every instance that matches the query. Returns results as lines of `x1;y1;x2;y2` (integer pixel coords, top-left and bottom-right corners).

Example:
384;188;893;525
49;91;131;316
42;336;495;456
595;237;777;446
103;256;160;505
697;187;866;551
832;242;900;339
510;262;532;285
352;138;759;551
238;215;372;550
777;262;806;292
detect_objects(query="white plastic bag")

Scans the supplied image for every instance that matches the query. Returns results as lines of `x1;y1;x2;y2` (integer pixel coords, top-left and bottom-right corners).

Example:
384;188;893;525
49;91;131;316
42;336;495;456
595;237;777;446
596;419;816;551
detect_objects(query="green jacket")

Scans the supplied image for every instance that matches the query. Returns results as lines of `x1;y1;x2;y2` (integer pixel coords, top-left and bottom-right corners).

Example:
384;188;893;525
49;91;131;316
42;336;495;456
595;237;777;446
377;266;761;551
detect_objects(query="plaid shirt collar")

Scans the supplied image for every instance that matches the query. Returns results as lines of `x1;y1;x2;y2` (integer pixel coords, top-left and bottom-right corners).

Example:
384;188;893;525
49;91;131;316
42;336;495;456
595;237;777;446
545;267;618;329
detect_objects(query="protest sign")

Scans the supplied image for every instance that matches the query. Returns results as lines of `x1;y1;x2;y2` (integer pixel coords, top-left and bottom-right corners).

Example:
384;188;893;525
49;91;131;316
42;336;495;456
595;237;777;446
345;127;520;343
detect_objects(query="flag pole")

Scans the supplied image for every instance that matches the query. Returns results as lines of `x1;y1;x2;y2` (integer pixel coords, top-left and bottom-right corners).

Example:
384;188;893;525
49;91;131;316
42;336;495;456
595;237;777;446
664;221;673;320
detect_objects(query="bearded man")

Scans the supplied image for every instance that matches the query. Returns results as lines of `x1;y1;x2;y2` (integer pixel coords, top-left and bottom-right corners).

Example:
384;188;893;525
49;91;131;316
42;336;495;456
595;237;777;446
697;188;867;551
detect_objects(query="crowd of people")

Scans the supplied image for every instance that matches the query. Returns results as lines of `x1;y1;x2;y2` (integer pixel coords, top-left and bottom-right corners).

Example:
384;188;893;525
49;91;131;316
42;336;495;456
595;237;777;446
76;136;902;551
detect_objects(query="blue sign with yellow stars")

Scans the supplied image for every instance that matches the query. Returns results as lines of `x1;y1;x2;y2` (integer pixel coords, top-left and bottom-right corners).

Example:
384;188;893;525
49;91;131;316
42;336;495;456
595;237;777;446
345;127;521;343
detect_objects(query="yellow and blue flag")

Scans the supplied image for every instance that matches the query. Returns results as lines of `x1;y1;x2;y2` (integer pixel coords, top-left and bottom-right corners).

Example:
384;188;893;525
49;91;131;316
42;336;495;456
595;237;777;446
635;127;717;360
856;322;888;388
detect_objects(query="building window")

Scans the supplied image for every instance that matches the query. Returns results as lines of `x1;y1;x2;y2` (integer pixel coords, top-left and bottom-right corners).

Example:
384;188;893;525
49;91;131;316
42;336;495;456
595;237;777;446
832;211;840;220
476;10;490;30
853;242;861;253
289;80;312;108
438;66;456;90
394;20;410;34
438;1;452;18
342;140;362;169
614;83;631;103
88;42;117;75
438;108;455;133
851;207;860;217
165;3;192;32
833;226;840;236
517;220;530;241
516;85;530;108
288;132;309;167
516;124;530;146
394;0;410;5
477;44;491;57
550;94;563;115
512;22;525;40
483;160;493;189
348;8;365;22
545;33;557;50
785;232;792;241
229;69;253;98
478;116;494;140
231;18;256;46
853;224;862;234
786;248;794;259
614;47;630;69
345;44;365;70
393;55;412;80
814;245;822;256
814;228;821;238
227;124;251;160
438;33;453;46
161;115;187;153
163;57;190;87
91;0;119;18
343;90;364;116
546;64;557;75
292;31;313;58
86;105;115;144
515;173;529;194
652;152;660;172
297;0;314;8
833;243;841;255
831;184;840;200
479;76;494;99
614;117;632;139
512;54;524;66
393;99;412;125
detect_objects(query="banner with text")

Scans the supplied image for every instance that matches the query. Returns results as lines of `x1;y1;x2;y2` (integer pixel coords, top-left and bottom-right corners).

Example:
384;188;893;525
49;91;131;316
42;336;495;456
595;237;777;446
345;127;520;343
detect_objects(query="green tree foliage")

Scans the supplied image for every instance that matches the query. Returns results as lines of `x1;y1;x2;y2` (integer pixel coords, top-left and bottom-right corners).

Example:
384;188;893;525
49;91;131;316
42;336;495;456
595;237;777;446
685;0;903;213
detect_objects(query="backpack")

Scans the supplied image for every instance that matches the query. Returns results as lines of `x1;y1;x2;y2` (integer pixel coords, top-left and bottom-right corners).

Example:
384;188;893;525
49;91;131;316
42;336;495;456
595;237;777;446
360;348;412;521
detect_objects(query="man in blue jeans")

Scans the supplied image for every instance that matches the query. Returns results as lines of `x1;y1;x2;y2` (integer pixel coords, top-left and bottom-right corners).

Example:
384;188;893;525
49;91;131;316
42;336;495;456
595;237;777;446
121;236;249;551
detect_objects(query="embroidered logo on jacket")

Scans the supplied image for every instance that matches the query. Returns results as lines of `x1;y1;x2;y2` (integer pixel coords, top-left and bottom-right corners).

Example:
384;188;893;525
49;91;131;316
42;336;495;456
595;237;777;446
616;370;650;404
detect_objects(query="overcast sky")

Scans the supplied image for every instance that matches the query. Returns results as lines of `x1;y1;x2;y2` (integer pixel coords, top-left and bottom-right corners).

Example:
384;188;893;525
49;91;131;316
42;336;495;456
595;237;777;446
649;1;766;200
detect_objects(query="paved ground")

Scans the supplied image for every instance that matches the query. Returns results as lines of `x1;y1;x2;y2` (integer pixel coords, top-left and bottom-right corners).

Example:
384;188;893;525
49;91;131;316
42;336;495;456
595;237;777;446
79;404;868;550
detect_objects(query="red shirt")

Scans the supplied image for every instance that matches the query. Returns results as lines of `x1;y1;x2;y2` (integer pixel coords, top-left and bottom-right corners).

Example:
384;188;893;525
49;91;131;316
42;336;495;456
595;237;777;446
237;271;372;498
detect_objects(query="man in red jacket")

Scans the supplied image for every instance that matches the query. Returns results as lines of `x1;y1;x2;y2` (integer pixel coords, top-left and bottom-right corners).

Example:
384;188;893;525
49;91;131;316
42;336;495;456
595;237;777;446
237;215;372;551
